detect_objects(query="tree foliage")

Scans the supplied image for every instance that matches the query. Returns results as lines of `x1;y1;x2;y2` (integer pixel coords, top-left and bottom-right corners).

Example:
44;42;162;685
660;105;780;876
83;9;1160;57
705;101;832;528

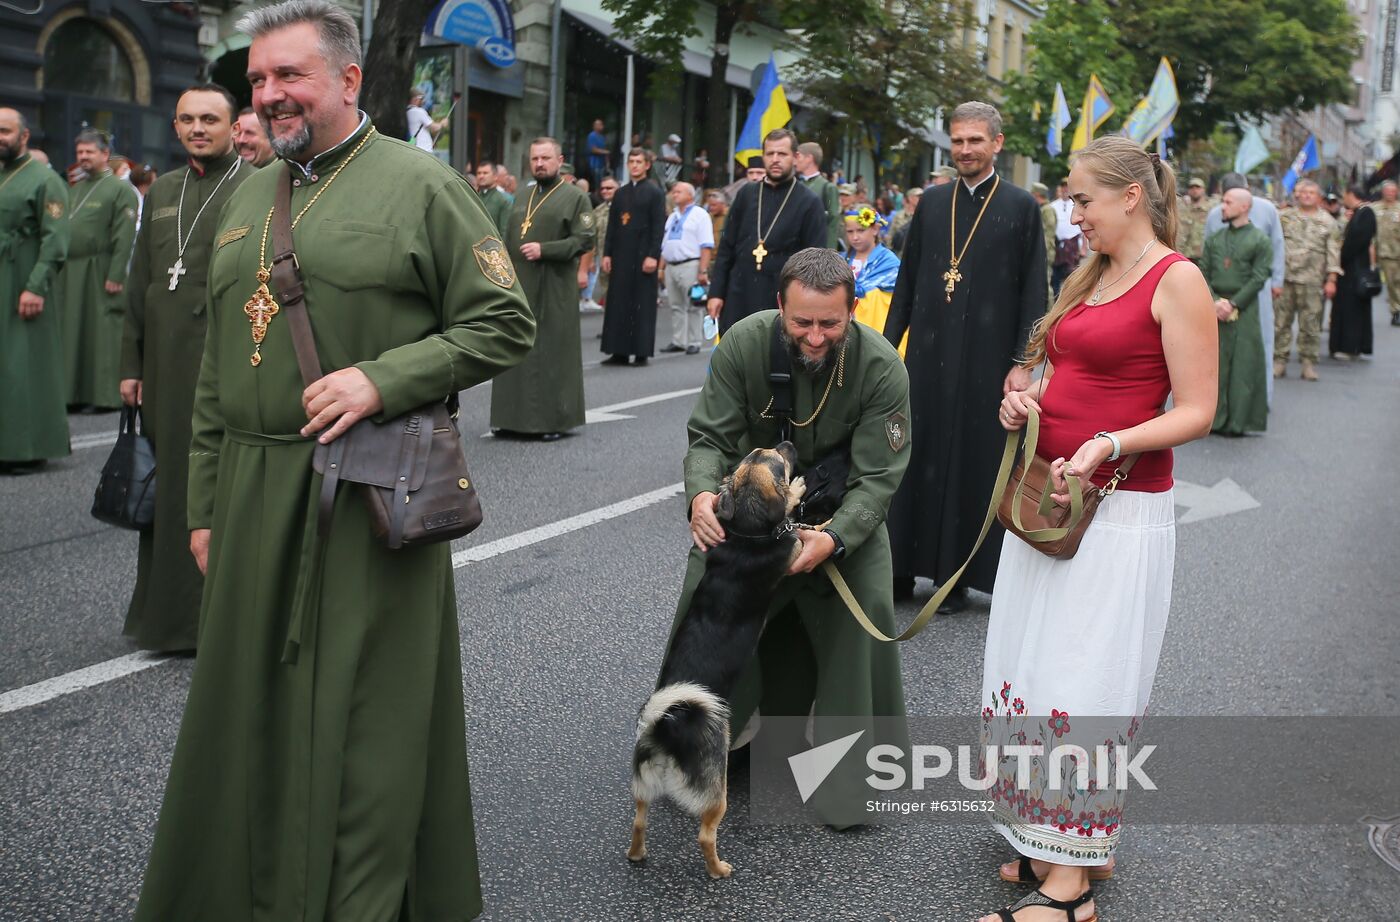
1003;0;1360;175
791;0;988;187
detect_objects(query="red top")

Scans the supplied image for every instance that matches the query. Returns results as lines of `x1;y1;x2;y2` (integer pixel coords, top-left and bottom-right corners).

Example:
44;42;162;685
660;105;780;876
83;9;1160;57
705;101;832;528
1035;251;1187;493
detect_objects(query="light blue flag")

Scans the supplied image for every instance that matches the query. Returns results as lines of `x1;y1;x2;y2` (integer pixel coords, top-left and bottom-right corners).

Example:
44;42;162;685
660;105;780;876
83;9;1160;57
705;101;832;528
1120;58;1179;147
1234;123;1270;175
1281;135;1320;194
1046;83;1072;157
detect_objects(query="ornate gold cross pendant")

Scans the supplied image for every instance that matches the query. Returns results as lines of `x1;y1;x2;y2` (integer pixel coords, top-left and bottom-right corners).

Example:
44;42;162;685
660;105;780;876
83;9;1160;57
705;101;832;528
243;267;281;367
943;264;963;302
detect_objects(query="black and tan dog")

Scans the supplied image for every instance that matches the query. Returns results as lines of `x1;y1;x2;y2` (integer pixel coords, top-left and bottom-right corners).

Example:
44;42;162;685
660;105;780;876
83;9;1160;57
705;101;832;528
628;442;806;879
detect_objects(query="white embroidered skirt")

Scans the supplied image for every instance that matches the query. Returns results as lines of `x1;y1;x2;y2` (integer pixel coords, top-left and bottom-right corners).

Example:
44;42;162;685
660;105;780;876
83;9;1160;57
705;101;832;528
979;488;1175;866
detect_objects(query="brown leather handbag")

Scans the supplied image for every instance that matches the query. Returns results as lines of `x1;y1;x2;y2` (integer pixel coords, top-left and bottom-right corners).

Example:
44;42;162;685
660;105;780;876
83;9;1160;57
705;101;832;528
996;408;1137;560
268;167;482;549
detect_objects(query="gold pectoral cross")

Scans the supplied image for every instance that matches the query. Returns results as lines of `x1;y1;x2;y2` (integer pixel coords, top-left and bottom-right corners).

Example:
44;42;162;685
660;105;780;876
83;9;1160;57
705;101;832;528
753;239;769;270
943;263;963;302
520;218;532;235
243;268;281;367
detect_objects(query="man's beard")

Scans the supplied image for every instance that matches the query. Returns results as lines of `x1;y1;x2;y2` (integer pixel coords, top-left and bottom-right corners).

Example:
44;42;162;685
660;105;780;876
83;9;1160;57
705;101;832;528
766;165;794;184
262;105;314;159
0;141;17;163
779;324;847;375
534;167;558;182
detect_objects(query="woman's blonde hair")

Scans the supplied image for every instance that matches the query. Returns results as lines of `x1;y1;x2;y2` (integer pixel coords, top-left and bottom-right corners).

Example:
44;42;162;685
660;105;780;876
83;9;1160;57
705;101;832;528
1022;136;1178;367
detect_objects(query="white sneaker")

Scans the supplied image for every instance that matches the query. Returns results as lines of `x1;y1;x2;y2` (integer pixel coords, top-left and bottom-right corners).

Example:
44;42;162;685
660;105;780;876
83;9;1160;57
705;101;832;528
579;299;603;313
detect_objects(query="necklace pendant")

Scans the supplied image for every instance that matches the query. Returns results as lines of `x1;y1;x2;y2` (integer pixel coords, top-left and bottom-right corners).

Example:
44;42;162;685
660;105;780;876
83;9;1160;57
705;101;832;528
753;239;769;270
521;218;532;235
166;257;186;291
243;276;281;367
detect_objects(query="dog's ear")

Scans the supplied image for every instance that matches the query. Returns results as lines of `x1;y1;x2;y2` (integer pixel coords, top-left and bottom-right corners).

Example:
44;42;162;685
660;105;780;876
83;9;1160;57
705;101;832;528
775;441;798;472
785;475;806;515
716;483;736;522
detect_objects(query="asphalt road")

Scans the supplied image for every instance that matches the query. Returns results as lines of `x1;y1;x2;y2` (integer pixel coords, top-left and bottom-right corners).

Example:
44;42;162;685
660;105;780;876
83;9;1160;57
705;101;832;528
2;304;1399;921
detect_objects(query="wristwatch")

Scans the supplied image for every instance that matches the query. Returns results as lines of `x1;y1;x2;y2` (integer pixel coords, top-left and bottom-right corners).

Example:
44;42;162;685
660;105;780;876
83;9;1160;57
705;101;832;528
825;528;847;560
1093;431;1122;462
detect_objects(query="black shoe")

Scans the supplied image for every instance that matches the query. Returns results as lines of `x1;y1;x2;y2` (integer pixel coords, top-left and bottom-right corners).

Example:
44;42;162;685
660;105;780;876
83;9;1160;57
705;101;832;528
936;586;969;614
1391;314;1400;327
686;345;700;354
540;432;563;442
661;344;684;353
0;460;47;476
892;576;915;602
632;357;648;366
601;354;629;366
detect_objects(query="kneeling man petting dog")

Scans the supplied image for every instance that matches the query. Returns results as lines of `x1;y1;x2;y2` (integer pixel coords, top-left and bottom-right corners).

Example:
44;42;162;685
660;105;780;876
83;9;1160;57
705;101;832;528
630;248;913;877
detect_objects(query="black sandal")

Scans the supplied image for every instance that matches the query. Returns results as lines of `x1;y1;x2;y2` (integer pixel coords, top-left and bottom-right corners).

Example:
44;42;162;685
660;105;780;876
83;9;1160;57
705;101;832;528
993;887;1097;921
999;855;1114;884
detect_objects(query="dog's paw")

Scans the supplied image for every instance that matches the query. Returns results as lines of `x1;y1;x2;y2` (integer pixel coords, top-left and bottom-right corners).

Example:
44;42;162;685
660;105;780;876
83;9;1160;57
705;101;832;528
785;476;806;514
707;860;733;879
627;846;647;862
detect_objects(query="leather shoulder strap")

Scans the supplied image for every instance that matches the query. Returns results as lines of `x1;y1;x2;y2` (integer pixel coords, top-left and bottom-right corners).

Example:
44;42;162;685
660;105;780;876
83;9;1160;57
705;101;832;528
269;165;323;388
768;316;793;442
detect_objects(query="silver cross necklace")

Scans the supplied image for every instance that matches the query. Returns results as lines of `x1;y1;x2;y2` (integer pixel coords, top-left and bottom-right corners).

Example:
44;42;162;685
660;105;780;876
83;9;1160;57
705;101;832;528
169;156;242;291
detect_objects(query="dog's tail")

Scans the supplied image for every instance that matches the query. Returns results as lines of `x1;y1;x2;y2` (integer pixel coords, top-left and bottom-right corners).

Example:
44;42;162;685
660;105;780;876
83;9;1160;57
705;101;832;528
632;682;730;813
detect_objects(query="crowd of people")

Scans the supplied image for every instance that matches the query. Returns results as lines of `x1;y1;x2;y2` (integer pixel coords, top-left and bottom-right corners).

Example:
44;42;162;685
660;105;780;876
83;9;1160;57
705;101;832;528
1;1;1391;917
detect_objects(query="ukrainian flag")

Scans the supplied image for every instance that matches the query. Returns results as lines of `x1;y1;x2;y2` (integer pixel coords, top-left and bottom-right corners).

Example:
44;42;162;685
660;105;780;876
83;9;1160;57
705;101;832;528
1069;75;1114;153
734;56;792;166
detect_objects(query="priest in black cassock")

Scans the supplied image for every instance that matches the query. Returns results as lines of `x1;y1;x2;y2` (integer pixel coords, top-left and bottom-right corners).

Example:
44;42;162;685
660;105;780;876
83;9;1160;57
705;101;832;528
883;102;1047;612
601;148;666;365
707;128;826;333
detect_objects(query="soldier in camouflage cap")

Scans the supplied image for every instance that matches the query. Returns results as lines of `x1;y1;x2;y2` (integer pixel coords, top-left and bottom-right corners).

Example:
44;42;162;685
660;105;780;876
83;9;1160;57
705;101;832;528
1275;179;1337;380
1371;180;1400;326
1177;177;1211;261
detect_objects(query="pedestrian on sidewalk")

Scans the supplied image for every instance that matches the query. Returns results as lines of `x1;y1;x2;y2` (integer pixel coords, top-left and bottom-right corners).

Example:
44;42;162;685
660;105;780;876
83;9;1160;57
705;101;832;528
1203;187;1272;436
1275;179;1335;381
1327;185;1377;360
660;181;713;354
601;147;665;366
983;137;1217;922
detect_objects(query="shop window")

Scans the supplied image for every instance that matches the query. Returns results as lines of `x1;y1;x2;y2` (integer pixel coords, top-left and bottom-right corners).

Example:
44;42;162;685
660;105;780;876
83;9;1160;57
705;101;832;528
43;18;136;102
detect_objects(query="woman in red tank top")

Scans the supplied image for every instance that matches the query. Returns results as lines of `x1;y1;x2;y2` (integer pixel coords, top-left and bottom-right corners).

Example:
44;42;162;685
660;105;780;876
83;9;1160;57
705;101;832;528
977;138;1218;922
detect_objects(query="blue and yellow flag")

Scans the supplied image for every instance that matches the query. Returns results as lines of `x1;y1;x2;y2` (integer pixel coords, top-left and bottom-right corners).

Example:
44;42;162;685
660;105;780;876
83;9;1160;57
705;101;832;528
1069;75;1114;153
734;56;792;166
1120;58;1179;147
1046;82;1072;157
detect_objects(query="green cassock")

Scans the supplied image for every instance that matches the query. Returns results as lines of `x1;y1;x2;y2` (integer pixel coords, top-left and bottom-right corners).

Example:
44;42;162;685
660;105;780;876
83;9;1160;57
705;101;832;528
489;174;594;433
800;172;843;249
672;311;911;823
55;169;138;408
477;183;511;234
134;120;535;922
1202;222;1272;435
0;153;70;463
119;149;250;651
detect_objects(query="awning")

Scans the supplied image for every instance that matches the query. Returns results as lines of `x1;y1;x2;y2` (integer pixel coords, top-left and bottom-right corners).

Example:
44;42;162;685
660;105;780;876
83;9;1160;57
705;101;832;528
563;9;754;90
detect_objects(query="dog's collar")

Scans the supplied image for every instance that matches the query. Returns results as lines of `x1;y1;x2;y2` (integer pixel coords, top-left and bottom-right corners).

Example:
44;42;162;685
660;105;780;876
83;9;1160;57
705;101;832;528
725;520;799;542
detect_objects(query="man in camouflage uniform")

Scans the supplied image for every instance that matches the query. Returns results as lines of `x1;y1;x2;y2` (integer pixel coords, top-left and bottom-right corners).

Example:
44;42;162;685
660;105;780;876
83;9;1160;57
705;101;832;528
1371;180;1400;326
1178;177;1211;261
1275;179;1336;381
1032;181;1056;306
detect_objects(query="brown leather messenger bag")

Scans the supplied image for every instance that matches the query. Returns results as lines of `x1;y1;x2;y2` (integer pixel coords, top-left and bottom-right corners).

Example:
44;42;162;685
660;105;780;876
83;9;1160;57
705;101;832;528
267;165;483;549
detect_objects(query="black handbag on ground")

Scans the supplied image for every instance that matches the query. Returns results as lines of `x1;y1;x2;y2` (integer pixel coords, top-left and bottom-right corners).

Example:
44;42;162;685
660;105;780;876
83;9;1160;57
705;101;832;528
268;165;483;550
90;405;157;530
1356;266;1384;298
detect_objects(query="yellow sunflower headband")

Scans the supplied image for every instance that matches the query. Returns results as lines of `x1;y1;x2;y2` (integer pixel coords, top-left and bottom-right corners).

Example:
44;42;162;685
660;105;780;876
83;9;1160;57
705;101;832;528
843;206;886;229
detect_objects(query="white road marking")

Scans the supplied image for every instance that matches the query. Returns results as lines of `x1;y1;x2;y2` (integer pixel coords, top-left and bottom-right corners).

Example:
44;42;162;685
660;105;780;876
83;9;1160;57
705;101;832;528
70;431;119;452
1173;477;1261;524
584;387;702;424
1;482;686;715
0;652;173;715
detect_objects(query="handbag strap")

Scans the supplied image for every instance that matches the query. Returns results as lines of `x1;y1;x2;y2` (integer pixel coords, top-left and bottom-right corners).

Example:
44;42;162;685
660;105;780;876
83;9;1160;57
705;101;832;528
266;165;341;535
269;165;324;390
